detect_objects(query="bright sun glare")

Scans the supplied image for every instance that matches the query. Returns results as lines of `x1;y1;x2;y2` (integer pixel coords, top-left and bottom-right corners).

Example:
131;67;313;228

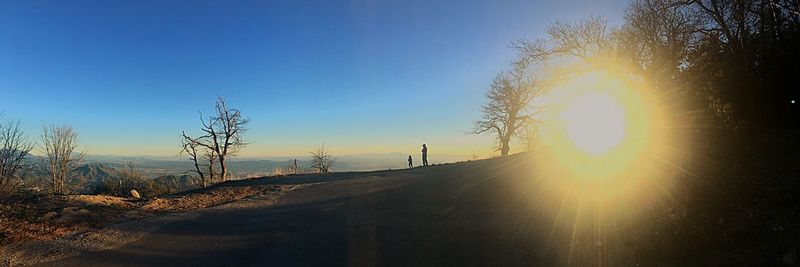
561;91;626;155
537;68;665;184
526;66;687;247
526;66;686;265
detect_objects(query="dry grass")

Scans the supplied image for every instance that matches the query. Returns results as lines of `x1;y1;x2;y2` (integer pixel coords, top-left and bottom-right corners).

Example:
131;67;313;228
0;194;133;245
0;182;298;247
142;184;291;212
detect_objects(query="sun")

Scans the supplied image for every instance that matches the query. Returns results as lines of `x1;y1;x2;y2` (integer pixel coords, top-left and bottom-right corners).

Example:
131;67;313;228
536;69;663;182
524;66;689;265
561;91;626;155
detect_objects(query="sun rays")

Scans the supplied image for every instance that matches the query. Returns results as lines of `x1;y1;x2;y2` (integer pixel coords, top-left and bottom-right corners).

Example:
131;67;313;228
522;64;695;265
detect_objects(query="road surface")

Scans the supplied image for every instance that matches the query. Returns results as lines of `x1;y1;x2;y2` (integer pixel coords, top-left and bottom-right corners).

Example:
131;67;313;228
41;155;593;266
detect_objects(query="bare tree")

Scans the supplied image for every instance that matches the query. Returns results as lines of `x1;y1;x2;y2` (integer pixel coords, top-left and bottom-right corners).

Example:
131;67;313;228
0;119;34;196
515;17;628;81
197;97;249;182
547;16;615;59
181;131;211;188
471;58;544;156
483;18;622;157
310;144;335;173
41;124;85;195
613;0;704;92
204;149;219;184
180;97;247;185
286;159;300;175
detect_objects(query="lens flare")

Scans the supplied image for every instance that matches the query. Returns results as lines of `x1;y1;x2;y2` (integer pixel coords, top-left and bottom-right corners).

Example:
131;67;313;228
561;91;626;155
522;65;690;266
536;69;665;184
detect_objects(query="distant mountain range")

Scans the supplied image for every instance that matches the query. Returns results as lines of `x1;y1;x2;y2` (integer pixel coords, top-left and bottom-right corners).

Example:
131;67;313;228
82;152;474;178
20;153;475;193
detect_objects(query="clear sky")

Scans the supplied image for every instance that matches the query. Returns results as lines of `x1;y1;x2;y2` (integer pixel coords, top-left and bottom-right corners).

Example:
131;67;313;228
0;0;629;157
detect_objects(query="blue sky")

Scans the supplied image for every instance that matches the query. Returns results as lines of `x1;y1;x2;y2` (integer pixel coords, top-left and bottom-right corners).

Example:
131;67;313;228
0;0;629;157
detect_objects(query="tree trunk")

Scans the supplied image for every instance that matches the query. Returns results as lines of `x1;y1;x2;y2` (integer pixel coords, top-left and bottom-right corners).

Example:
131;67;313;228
192;158;206;188
500;136;511;156
218;155;227;181
207;158;215;186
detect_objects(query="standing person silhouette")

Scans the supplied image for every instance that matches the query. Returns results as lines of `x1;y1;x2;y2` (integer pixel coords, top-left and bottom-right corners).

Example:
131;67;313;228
408;155;413;168
421;144;428;166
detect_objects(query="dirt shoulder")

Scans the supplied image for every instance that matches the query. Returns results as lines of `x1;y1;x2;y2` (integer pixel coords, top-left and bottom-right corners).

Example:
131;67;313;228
0;178;304;266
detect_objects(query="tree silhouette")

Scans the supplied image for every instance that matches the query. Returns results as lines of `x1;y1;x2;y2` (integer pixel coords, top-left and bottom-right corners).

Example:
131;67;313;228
181;97;249;184
200;97;249;181
472;59;543;156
